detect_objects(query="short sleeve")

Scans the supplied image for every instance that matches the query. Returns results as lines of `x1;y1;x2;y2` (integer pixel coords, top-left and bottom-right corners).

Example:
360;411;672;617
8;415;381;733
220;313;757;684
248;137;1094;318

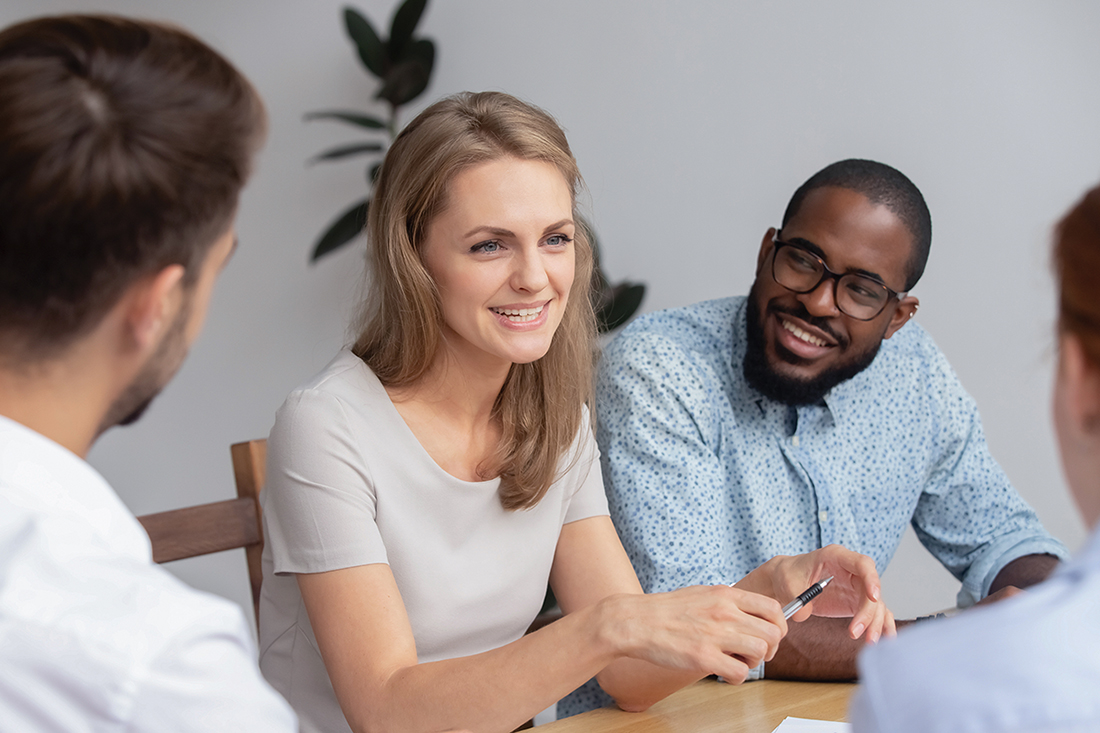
562;414;609;524
263;387;389;574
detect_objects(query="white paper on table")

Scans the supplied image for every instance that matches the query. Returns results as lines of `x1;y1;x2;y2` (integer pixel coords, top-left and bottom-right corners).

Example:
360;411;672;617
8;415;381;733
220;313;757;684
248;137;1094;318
770;717;852;733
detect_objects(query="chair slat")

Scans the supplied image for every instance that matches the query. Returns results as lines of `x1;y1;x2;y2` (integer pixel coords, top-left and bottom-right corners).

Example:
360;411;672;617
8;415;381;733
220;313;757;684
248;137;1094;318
231;440;267;620
138;497;259;564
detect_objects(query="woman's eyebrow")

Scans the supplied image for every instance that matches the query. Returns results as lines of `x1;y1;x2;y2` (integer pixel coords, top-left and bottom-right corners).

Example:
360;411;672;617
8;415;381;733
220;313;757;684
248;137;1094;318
542;219;573;234
463;219;574;238
463;225;515;238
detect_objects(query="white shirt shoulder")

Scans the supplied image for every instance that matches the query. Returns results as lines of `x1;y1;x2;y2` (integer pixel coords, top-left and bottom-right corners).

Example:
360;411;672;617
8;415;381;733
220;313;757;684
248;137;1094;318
0;416;296;732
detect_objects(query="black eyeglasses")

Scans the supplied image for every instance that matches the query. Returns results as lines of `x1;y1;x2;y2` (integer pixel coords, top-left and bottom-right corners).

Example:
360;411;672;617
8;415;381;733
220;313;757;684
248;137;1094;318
770;237;906;321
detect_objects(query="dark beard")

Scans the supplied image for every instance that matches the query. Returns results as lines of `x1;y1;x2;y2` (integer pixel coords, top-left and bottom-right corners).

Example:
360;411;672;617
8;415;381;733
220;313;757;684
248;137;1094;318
115;394;156;427
743;287;882;406
98;296;191;434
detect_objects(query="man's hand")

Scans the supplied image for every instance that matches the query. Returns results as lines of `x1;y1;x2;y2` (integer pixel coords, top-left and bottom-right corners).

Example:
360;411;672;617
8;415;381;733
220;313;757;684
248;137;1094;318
762;553;1058;681
975;585;1024;607
736;544;896;643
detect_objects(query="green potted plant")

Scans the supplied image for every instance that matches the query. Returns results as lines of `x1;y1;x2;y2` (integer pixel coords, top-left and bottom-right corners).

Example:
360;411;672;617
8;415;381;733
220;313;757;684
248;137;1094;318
307;0;644;333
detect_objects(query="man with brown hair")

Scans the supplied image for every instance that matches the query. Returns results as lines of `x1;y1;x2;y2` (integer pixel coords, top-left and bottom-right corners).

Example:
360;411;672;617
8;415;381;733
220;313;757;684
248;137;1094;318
0;15;295;730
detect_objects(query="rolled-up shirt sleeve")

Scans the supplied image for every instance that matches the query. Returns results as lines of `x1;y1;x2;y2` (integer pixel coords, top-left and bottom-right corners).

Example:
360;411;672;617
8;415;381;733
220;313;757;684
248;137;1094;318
910;346;1068;607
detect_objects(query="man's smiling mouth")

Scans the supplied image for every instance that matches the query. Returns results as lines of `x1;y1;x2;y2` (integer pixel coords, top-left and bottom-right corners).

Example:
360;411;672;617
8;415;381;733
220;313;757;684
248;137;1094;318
781;318;829;347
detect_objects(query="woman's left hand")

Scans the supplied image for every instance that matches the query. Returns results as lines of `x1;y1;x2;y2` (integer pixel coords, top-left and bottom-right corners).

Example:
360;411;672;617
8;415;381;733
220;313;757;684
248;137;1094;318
736;544;896;643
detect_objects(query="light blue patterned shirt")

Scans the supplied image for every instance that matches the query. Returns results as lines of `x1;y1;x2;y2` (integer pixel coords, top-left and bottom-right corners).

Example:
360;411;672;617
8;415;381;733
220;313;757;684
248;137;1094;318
559;296;1067;717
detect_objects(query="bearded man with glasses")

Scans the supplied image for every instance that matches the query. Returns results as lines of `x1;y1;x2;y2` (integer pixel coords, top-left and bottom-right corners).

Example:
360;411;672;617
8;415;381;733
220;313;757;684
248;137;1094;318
560;159;1067;717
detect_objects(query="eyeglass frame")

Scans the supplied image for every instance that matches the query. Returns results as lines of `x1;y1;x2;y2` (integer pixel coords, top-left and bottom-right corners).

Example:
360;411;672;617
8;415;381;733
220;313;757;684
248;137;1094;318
769;235;908;321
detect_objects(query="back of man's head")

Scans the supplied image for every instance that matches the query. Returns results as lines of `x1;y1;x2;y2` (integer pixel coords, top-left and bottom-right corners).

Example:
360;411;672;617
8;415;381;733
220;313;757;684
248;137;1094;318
0;15;266;364
782;159;932;291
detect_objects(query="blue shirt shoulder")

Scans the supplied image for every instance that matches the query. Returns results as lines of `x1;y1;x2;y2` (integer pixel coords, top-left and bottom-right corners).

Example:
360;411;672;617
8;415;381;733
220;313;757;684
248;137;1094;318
851;527;1100;732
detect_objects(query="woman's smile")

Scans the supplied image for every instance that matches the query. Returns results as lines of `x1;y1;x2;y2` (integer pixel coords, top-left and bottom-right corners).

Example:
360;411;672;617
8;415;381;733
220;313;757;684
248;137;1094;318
489;301;549;327
420;156;575;369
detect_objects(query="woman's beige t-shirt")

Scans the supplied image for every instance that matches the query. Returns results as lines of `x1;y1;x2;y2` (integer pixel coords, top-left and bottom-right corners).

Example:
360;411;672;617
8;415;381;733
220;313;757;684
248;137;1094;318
258;350;608;733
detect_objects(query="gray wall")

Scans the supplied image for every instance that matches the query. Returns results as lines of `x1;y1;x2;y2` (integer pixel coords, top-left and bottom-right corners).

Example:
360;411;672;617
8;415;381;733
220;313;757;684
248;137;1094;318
3;0;1096;626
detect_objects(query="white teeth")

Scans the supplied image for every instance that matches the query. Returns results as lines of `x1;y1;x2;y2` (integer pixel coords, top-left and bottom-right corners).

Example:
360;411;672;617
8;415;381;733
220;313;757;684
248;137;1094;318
782;319;828;347
492;305;544;322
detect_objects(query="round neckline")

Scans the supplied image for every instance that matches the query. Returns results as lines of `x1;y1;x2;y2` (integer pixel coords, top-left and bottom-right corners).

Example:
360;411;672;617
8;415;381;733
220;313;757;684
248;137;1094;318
348;352;501;488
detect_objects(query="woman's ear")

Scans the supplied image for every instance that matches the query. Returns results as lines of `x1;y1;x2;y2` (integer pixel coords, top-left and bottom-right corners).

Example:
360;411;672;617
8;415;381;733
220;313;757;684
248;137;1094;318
1058;331;1100;434
1057;330;1100;529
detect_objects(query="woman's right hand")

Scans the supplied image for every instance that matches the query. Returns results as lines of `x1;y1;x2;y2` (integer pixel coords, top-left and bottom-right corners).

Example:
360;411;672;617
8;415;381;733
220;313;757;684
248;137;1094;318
592;584;787;684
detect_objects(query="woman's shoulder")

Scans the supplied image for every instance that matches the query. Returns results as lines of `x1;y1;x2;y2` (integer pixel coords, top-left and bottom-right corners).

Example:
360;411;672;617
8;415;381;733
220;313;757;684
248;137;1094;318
272;350;391;439
291;349;379;394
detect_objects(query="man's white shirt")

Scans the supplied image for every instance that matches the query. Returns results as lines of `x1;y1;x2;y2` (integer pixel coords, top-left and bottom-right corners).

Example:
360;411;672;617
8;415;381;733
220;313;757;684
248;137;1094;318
0;415;296;732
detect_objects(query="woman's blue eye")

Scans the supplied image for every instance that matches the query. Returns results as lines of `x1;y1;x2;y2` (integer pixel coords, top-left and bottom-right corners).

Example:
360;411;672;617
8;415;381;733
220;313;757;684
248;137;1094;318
472;240;500;253
546;234;572;247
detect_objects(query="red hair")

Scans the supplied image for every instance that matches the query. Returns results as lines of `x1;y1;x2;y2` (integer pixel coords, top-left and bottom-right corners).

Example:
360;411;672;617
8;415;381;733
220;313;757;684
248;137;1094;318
1055;184;1100;369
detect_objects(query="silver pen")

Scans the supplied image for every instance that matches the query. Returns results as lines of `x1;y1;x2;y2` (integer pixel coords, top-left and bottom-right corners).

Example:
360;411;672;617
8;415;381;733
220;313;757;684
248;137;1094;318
782;576;833;619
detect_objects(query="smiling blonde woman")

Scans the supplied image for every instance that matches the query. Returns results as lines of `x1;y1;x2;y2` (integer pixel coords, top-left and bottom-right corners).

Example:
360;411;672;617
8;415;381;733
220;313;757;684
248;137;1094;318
257;91;893;733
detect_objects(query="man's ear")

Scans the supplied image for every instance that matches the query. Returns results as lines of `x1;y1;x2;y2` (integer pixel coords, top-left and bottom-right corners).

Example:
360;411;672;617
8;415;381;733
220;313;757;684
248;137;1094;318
756;228;778;275
883;296;919;340
126;264;186;349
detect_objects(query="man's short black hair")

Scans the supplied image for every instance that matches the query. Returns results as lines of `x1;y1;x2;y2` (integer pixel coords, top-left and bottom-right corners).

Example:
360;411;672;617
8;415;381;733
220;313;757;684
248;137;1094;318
781;159;932;291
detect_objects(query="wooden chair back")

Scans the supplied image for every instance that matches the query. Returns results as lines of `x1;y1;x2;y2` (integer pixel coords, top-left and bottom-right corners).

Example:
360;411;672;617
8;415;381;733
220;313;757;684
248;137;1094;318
136;439;267;625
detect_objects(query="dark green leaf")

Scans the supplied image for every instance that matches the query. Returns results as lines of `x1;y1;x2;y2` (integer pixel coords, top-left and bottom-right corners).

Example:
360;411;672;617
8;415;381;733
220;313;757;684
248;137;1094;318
403;37;435;69
310;142;384;163
376;39;435;106
311;199;370;261
597;283;646;333
388;0;428;60
305;110;387;129
344;7;385;77
368;162;382;184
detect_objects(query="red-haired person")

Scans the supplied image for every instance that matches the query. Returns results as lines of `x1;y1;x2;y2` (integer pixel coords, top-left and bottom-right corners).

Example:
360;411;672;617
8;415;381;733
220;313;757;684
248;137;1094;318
850;185;1100;731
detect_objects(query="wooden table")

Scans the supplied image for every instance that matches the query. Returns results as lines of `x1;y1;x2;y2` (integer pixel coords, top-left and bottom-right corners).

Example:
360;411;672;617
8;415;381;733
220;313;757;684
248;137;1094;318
539;679;855;733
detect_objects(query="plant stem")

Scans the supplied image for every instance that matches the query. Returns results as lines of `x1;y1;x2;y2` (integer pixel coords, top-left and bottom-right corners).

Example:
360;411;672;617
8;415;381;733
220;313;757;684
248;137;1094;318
388;102;399;140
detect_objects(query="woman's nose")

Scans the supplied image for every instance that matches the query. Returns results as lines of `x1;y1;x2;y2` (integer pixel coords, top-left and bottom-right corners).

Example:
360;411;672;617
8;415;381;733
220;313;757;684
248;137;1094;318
511;247;550;293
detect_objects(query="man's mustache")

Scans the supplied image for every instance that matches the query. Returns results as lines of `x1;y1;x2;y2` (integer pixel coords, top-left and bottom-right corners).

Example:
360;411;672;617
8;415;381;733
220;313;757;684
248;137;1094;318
767;301;848;348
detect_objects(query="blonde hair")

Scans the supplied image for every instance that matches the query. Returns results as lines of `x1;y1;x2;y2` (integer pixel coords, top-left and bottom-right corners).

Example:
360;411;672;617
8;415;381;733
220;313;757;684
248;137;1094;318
353;91;596;510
